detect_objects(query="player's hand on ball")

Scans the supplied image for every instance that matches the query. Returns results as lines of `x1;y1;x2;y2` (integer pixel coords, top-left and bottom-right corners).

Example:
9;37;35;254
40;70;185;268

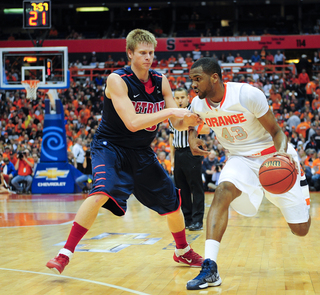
274;152;298;173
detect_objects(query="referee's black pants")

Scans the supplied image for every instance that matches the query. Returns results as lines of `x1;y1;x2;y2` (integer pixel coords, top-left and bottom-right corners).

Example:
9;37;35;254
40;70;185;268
174;147;204;226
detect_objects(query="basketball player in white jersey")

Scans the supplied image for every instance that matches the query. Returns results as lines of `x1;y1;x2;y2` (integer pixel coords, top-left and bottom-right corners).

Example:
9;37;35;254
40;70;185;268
186;57;311;290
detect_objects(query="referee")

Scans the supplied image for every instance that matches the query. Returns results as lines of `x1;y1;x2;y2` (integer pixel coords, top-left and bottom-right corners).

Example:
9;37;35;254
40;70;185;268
169;87;208;231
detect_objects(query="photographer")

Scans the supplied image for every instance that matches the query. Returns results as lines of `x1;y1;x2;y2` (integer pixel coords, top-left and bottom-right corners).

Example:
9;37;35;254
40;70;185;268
11;149;34;194
75;149;93;193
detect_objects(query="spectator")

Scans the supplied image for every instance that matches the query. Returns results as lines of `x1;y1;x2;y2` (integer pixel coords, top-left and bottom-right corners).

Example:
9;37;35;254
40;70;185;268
208;163;223;191
49;26;58;38
81;55;88;66
313;127;320;151
116;57;126;68
12;149;34;194
311;150;320;190
94;74;104;86
263;79;272;97
296;118;311;140
105;55;114;68
157;151;172;175
192;45;201;61
185;53;193;64
306;79;319;104
298;69;310;97
177;54;185;65
90;52;98;66
297;54;311;74
72;138;85;173
286;111;301;130
290;131;303;150
1;156;17;188
304;134;318;152
167;74;177;91
7;34;15;41
260;46;266;61
0;171;10;194
303;148;316;185
234;53;243;63
202;149;219;191
159;58;169;68
226;52;235;63
168;55;177;65
73;59;83;75
176;74;187;88
251;51;261;62
75;149;93;193
32;153;39;174
67;151;77;167
151;55;159;67
274;50;286;70
313;51;320;71
219;53;227;64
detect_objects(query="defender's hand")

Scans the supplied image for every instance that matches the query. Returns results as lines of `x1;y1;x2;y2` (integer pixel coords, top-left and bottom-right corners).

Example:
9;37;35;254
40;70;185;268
183;113;203;127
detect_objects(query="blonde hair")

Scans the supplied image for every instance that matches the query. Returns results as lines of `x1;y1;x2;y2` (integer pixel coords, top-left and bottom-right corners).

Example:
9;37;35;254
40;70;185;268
126;29;157;61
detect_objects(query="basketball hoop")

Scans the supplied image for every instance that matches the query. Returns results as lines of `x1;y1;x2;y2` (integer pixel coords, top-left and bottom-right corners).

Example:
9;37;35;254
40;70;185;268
21;80;40;100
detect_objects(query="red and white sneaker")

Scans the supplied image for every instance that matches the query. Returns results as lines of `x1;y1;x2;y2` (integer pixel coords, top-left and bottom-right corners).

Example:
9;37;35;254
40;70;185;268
46;249;72;274
173;245;204;267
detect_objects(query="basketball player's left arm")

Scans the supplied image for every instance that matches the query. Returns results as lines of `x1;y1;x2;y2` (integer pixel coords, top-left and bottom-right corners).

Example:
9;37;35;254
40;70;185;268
258;109;297;167
162;75;203;130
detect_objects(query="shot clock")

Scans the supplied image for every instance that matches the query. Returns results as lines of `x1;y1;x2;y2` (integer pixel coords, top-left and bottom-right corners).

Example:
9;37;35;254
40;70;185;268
23;0;51;29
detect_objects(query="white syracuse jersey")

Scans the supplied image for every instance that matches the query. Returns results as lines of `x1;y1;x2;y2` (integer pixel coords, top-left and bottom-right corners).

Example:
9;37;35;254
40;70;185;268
191;82;275;157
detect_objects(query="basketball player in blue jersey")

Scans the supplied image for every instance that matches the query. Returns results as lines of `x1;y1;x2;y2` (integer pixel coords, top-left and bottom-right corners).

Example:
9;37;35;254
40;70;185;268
185;57;311;290
46;29;204;275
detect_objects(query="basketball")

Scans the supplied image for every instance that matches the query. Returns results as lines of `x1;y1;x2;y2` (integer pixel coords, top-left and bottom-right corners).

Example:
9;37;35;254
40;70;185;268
259;156;297;194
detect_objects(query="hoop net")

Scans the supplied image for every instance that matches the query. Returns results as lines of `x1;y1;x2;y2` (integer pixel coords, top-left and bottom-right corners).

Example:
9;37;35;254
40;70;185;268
21;80;40;100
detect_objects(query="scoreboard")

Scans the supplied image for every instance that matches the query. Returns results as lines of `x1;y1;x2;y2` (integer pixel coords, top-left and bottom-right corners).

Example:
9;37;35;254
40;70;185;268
23;0;51;29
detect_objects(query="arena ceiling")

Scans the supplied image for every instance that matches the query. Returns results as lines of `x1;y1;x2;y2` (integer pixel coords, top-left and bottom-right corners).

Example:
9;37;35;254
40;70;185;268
2;0;320;9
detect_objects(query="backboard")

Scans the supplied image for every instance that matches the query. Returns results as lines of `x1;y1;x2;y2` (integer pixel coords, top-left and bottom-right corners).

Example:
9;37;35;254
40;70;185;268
0;46;69;90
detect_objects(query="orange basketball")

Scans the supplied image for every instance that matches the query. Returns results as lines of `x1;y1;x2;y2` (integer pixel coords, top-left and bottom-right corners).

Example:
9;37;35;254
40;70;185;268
259;156;297;194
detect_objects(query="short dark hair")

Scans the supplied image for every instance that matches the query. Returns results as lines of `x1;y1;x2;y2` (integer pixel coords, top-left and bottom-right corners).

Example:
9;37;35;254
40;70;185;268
191;57;222;80
174;87;188;96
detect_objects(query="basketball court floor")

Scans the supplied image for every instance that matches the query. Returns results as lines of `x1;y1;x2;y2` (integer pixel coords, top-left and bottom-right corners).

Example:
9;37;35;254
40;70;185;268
1;191;320;295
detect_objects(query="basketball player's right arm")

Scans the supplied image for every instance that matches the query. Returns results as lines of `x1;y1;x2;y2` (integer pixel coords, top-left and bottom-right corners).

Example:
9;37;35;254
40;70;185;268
106;73;201;132
258;109;297;168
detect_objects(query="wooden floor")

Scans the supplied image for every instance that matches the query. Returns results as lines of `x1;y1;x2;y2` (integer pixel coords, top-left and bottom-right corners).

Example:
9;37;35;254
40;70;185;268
1;191;320;295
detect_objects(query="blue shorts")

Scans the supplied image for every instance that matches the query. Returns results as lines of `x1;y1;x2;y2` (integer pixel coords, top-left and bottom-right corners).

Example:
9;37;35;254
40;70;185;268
89;138;181;216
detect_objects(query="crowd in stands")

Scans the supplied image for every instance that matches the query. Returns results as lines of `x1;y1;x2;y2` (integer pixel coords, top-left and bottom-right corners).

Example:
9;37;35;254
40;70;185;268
1;49;320;194
2;5;320;41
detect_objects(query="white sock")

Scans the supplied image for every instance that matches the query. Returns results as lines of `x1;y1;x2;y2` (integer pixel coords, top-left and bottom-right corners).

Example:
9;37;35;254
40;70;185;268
205;239;220;262
59;248;73;260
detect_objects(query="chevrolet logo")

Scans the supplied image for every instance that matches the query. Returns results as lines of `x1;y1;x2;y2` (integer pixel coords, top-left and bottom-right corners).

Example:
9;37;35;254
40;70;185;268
35;168;69;180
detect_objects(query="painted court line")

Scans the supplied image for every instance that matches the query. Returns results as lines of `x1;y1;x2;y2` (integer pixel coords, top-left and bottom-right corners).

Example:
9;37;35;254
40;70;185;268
0;267;150;295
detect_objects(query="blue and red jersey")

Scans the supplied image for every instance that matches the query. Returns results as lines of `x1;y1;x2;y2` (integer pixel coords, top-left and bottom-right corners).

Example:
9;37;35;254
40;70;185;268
95;67;164;149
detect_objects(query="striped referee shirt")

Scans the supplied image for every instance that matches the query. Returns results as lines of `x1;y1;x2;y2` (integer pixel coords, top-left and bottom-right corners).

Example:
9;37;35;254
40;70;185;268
168;105;190;149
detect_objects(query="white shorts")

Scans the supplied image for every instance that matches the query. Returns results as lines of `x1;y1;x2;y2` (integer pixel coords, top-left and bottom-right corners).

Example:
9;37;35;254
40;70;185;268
218;144;310;223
